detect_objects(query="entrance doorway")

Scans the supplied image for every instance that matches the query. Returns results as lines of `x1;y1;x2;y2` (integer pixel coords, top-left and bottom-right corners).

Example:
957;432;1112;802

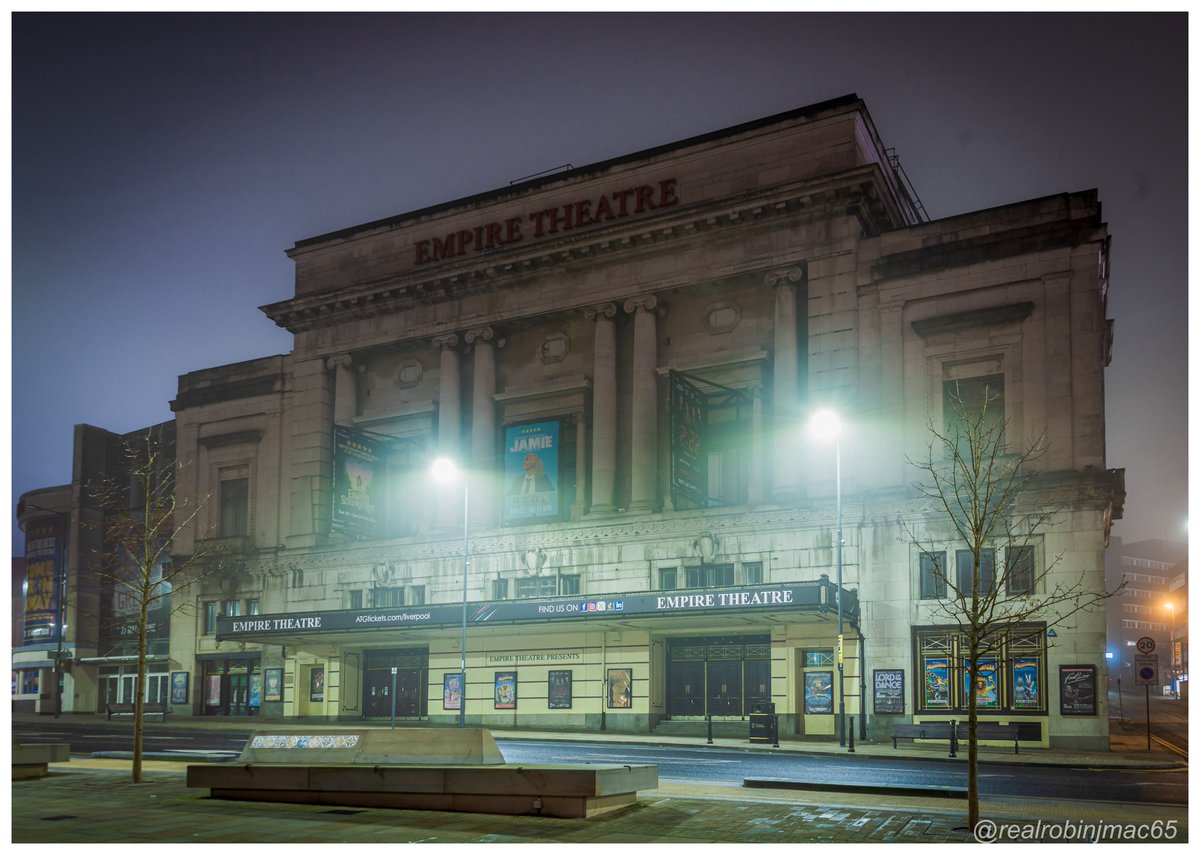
363;648;428;719
666;635;771;718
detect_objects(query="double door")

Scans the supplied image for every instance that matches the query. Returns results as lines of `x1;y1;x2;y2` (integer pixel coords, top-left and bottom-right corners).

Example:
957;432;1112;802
666;635;771;717
363;668;424;718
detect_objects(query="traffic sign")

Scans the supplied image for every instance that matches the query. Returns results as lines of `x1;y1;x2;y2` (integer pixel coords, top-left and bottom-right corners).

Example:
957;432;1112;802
1136;636;1156;654
1135;654;1159;686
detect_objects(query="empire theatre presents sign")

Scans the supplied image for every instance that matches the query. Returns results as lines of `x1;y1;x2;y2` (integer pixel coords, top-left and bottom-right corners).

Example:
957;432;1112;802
218;581;844;640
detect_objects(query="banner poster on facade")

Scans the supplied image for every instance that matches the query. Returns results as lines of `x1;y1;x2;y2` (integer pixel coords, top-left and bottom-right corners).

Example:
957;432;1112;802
205;675;222;706
873;669;905;714
923;658;950;708
669;371;708;509
607;668;633;708
310;667;325;702
170;672;189;705
804;671;834;714
1012;657;1041;709
548;669;573;709
264;668;283;703
249;673;262;708
1059;664;1097;716
443;673;462;710
963;658;999;709
494;671;517;709
504;421;559;524
22;517;62;643
332;425;385;538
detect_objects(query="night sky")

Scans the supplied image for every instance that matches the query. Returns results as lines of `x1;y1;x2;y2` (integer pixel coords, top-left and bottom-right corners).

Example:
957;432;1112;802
10;12;1189;553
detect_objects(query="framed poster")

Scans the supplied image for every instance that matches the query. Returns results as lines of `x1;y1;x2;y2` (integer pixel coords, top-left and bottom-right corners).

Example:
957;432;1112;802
205;674;221;707
607;668;633;708
249;673;262;708
548;669;573;709
873;669;904;714
804;671;834;714
1012;658;1041;710
923;658;950;709
310;667;325;702
494;672;517;709
170;671;189;705
503;421;560;524
263;668;283;703
963;658;999;709
1059;664;1097;716
443;672;463;711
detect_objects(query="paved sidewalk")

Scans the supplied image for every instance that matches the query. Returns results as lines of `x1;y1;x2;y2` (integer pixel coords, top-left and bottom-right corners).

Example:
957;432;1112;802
12;757;1188;844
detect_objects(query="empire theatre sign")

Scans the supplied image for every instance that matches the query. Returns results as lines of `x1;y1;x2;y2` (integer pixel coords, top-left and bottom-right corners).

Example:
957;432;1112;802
412;178;680;266
217;580;851;641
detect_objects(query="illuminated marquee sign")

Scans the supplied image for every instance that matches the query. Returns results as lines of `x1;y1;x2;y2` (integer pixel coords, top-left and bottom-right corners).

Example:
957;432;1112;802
413;177;679;265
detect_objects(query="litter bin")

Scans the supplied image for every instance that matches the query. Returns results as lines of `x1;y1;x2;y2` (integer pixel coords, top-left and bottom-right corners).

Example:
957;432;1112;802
749;701;776;744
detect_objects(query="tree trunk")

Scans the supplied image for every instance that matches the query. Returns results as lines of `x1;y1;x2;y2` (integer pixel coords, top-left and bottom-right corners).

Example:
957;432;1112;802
132;591;150;784
967;641;980;830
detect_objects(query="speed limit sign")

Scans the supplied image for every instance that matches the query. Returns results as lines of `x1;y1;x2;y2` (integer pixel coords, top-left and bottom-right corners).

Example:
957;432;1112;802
1136;636;1157;654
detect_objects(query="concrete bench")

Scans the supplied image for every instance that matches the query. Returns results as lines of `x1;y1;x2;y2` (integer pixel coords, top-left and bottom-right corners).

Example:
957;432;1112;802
12;742;70;779
106;701;168;721
187;727;657;818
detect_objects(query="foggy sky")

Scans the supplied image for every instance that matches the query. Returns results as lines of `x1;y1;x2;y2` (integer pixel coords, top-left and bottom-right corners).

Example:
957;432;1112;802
10;12;1189;552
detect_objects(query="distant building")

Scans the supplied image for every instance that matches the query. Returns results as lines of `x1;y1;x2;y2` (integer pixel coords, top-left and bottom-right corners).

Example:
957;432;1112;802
13;422;175;715
1106;538;1188;697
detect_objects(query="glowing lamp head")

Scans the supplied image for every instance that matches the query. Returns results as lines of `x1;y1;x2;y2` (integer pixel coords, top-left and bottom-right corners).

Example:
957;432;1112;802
431;457;460;484
809;409;842;442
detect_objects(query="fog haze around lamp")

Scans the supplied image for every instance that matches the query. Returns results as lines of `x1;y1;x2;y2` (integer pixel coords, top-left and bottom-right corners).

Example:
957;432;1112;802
431;456;460;483
809;409;842;442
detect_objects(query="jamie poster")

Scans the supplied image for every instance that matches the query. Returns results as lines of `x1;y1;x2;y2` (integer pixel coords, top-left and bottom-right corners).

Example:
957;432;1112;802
1013;658;1041;709
804;671;833;714
1060;664;1097;716
504;421;559;524
249;673;262;708
332;425;384;538
494;672;517;709
923;658;950;708
443;672;463;711
548;669;573;709
310;667;325;702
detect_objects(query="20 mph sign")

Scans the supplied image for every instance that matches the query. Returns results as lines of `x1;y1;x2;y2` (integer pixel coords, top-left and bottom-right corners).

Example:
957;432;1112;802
1136;636;1157;654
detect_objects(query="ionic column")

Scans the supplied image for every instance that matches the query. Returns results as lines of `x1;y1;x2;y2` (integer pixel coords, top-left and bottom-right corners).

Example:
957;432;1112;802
465;326;497;528
432;334;462;457
749;386;765;505
327;354;356;427
767;267;804;497
624;295;660;512
586;303;618;515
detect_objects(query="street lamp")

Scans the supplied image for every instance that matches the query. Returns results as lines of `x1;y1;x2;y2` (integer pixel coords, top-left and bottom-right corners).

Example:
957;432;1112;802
432;457;469;728
1165;602;1177;698
809;409;846;746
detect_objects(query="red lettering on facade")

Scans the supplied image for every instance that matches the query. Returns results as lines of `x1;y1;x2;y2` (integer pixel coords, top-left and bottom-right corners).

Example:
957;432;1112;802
505;217;523;243
659;177;679;208
574;199;593;227
634;184;657;214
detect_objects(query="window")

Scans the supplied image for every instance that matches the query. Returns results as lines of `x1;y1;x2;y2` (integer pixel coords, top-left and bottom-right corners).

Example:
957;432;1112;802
204;602;218;635
742;562;763;585
1005;546;1036;596
686;564;734;588
913;625;1046;713
955;548;995;597
348;590;363;610
685;567;703;588
222;600;241;618
219;476;249;537
371;587;405;608
408;585;426;605
944;373;1005;454
920;552;947;599
492;578;509;600
711;564;734;586
246;598;261;615
659;567;678;590
559;575;580;597
804;649;834;668
515;576;559;599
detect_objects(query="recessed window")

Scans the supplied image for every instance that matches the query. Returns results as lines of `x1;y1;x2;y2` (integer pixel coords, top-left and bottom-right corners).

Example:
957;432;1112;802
204;602;218;635
492;579;509;600
955;548;995;597
742;562;763;585
408;585;426;605
515;576;558;599
219;477;249;537
1005;546;1035;596
559;575;580;597
371;587;405;608
659;567;678;590
920;552;947;599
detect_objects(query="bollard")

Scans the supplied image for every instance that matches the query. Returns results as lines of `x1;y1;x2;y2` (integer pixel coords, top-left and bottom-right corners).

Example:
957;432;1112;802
772;713;779;748
707;714;713;745
949;719;958;758
848;717;855;753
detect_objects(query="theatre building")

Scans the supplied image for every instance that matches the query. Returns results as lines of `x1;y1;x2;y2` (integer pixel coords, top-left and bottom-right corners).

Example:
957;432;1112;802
165;95;1123;749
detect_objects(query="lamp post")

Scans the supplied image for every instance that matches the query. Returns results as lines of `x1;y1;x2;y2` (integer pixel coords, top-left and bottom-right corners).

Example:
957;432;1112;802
432;457;469;728
809;409;845;746
1165;602;1177;698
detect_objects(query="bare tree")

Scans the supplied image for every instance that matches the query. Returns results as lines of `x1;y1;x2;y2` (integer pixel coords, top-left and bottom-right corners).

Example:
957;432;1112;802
91;426;219;783
905;385;1120;830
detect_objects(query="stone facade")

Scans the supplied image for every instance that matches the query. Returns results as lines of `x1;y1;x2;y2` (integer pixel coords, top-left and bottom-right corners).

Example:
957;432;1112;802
163;95;1122;749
